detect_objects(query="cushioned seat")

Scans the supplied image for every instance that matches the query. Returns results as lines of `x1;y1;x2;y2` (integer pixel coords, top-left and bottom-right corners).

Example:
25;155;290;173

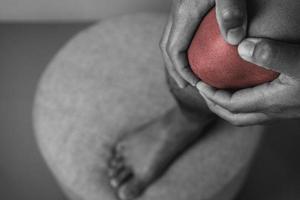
33;13;263;200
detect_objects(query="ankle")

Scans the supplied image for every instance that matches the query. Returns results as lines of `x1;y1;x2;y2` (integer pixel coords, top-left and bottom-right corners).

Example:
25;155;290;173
179;106;216;124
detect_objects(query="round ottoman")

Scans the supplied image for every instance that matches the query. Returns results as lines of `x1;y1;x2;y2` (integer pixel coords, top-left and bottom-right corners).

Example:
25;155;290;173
33;13;263;200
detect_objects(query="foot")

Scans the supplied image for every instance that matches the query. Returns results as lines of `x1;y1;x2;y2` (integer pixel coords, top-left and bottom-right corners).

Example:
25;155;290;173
107;107;214;200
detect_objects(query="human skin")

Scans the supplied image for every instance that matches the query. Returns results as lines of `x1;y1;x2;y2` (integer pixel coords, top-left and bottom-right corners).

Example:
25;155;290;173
33;13;263;200
188;8;279;89
108;1;300;200
196;0;300;125
160;0;249;88
161;0;300;125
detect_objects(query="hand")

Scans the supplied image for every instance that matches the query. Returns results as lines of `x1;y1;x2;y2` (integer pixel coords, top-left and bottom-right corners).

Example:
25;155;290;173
160;0;247;88
197;38;300;126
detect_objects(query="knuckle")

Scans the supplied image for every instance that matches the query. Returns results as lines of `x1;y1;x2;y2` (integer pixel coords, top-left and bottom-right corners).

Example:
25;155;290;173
159;39;166;52
255;41;274;65
167;43;177;57
166;44;172;55
221;7;244;24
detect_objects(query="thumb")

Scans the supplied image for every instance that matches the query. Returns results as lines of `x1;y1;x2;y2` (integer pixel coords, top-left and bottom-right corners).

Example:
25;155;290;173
215;0;247;45
238;38;300;76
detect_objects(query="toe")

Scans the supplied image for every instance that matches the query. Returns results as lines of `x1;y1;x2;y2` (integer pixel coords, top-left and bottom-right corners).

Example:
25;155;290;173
110;168;133;188
108;156;123;168
107;153;126;178
118;179;145;200
115;142;125;154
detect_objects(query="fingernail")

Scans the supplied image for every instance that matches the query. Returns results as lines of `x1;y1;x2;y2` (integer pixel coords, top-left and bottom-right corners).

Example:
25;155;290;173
238;39;256;58
227;26;245;45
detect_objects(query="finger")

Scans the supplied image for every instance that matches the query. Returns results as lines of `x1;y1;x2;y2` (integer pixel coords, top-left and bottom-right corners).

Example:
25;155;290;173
238;38;300;76
215;0;247;45
202;93;268;126
167;0;214;86
160;12;188;88
196;80;283;113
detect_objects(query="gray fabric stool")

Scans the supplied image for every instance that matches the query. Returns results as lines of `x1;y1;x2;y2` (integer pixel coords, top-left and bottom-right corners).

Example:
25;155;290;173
33;13;263;200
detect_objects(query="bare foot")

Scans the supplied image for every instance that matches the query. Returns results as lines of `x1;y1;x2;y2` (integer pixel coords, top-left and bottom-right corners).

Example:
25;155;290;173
107;107;215;200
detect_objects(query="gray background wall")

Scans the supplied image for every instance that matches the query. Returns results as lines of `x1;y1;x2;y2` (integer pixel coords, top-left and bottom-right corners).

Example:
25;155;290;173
0;23;90;200
0;0;171;21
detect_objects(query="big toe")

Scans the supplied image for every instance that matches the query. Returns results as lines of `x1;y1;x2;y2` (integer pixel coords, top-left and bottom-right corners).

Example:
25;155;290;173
118;179;145;200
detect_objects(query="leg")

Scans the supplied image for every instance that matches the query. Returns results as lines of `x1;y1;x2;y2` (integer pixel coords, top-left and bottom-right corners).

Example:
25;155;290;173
107;0;300;197
33;13;263;200
108;70;217;200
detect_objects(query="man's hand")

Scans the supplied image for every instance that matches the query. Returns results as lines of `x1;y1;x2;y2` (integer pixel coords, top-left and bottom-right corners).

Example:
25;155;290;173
197;38;300;126
160;0;247;88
